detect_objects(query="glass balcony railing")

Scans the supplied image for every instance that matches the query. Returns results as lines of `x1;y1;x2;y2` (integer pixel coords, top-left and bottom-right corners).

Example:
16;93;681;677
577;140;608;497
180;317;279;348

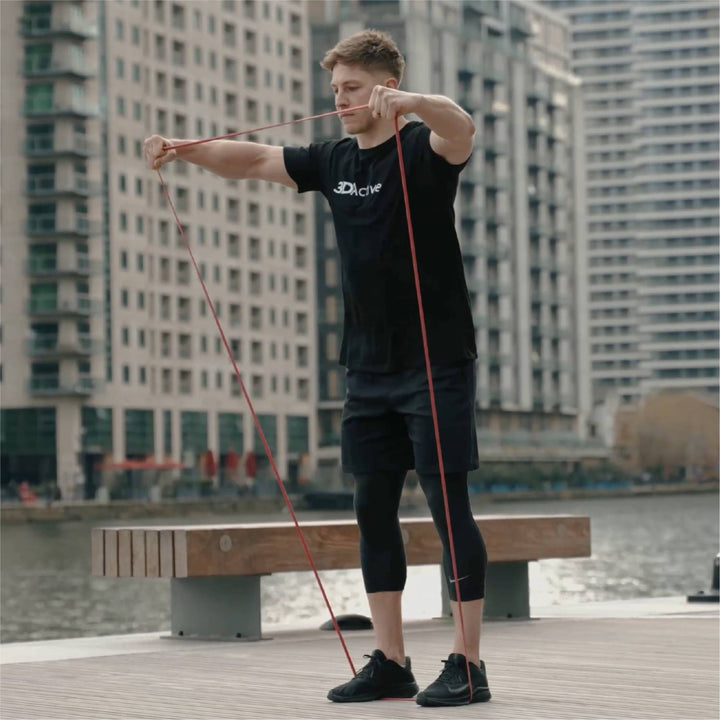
24;99;99;118
25;134;97;157
26;174;100;196
27;376;104;395
26;215;100;236
26;335;101;355
27;295;101;315
26;256;100;275
20;15;98;39
22;57;96;78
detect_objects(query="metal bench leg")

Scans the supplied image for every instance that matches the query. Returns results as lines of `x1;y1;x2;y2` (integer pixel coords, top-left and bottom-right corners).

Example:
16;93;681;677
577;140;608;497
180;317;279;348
484;561;530;619
440;561;530;620
170;576;263;640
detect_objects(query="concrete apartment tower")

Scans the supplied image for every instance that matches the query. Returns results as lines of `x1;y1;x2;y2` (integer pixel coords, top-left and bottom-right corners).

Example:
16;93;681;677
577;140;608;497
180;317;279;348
1;0;317;497
308;0;602;485
543;0;719;406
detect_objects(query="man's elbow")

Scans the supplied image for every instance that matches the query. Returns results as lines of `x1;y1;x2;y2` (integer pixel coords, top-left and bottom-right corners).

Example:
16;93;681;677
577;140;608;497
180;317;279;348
463;113;476;140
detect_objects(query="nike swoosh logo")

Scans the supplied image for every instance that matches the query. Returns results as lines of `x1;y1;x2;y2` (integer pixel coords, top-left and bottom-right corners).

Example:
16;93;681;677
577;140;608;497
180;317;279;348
446;684;470;695
445;683;490;695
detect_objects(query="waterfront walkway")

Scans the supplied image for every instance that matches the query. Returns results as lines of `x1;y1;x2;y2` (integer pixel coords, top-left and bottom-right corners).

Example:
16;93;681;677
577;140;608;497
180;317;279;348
1;597;717;719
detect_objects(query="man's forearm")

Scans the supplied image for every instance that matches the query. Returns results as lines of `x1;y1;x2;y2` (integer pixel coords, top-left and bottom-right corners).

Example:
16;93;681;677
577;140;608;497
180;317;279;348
172;139;266;179
412;94;475;142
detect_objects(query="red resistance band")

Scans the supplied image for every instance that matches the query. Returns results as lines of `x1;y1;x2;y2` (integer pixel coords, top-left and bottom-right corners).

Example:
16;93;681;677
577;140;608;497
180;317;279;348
157;105;473;701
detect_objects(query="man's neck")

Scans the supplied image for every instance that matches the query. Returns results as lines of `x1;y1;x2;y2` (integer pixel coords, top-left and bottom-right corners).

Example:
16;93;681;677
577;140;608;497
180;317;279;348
355;117;410;149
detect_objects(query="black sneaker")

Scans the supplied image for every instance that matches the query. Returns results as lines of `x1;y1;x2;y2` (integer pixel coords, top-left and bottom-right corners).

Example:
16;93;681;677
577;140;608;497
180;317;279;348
416;654;491;706
327;649;419;702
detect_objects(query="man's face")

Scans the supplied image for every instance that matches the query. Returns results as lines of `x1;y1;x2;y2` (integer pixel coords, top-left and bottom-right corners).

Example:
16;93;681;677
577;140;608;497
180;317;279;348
331;63;391;135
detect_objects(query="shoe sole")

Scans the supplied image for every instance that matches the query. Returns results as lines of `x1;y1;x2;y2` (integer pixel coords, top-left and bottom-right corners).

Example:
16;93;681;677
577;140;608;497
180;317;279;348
416;688;491;706
327;682;419;703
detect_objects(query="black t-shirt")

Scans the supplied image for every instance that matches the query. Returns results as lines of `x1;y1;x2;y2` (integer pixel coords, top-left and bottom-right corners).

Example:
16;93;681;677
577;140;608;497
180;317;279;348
283;120;477;372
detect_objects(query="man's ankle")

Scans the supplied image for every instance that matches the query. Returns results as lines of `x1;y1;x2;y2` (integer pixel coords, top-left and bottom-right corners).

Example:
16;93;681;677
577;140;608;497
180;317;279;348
379;649;406;666
453;652;481;667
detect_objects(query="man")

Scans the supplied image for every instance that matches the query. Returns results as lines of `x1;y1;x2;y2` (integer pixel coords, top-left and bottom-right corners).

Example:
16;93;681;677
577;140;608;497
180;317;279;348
145;29;490;708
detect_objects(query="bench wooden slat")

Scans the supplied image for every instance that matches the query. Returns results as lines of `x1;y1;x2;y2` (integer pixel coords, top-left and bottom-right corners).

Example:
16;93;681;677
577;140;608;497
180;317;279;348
145;531;160;578
104;530;118;577
174;530;188;578
131;530;146;578
117;530;132;577
91;529;104;576
160;530;174;578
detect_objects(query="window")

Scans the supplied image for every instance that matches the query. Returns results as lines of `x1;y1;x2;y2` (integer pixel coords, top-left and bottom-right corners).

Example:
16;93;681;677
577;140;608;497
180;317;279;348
171;4;185;29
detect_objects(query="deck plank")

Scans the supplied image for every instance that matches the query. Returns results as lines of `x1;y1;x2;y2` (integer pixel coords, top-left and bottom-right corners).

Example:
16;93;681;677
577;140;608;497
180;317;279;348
1;616;717;719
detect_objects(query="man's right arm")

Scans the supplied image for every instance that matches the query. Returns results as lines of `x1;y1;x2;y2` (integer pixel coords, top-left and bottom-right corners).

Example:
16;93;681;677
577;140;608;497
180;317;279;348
144;136;297;190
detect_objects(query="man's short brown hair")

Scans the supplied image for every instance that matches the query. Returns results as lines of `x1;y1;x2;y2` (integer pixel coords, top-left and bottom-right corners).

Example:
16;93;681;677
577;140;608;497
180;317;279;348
321;29;405;82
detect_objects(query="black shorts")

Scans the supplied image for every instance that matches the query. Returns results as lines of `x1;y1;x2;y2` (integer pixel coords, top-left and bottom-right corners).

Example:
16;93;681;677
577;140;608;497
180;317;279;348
341;361;479;475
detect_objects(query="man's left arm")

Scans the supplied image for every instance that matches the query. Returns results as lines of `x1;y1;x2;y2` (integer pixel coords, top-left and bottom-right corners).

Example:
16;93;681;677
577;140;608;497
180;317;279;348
369;87;475;165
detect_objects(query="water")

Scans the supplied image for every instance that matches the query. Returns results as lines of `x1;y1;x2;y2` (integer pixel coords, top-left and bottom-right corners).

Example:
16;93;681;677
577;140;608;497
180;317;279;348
1;493;717;643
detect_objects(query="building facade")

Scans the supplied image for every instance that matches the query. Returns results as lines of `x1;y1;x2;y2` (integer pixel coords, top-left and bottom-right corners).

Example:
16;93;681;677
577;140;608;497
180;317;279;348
1;0;317;496
543;0;719;404
308;0;601;484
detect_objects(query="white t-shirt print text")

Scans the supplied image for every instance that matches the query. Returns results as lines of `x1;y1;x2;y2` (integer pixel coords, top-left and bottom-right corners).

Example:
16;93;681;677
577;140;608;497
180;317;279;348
332;181;383;198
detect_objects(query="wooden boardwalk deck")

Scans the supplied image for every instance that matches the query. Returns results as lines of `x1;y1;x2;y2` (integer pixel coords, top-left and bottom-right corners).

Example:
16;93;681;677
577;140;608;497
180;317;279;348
1;603;717;719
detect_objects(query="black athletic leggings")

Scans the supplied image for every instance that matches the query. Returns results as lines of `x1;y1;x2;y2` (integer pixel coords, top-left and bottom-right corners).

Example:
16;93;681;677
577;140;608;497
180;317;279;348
353;471;487;601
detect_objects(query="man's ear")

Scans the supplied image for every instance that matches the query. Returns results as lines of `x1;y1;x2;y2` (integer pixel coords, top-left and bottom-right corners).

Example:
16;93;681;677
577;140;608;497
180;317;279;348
385;77;400;89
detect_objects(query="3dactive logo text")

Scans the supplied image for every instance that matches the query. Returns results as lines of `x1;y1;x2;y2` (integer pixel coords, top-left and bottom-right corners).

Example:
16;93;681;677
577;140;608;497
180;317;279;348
333;181;383;197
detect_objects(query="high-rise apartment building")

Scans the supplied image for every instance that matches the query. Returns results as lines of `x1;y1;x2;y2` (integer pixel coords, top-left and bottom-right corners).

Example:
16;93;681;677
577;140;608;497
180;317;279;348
1;0;317;496
543;0;719;404
308;0;601;483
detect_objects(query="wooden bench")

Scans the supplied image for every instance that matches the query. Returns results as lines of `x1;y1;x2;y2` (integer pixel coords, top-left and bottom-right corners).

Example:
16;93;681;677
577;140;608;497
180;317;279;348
91;514;590;640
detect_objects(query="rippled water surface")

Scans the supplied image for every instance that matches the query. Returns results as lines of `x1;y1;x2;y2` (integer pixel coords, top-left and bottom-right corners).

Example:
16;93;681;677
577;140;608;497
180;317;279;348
2;492;717;643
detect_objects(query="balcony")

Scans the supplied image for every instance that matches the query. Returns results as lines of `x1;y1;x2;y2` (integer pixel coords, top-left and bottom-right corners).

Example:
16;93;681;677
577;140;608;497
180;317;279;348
26;174;100;198
479;352;512;366
465;276;485;294
26;215;101;237
527;86;550;104
532;357;570;372
20;15;98;40
486;243;511;262
528;150;549;170
529;225;552;240
27;295;102;316
483;68;505;85
25;133;98;158
22;57;96;79
24;100;99;118
484;102;509;121
486;280;510;296
27;375;104;396
485;173;509;191
26;256;101;276
483;141;507;157
484;389;514;405
461;206;484;223
485;212;507;227
26;335;102;356
461;240;485;259
509;7;533;37
478;315;512;331
460;168;483;186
